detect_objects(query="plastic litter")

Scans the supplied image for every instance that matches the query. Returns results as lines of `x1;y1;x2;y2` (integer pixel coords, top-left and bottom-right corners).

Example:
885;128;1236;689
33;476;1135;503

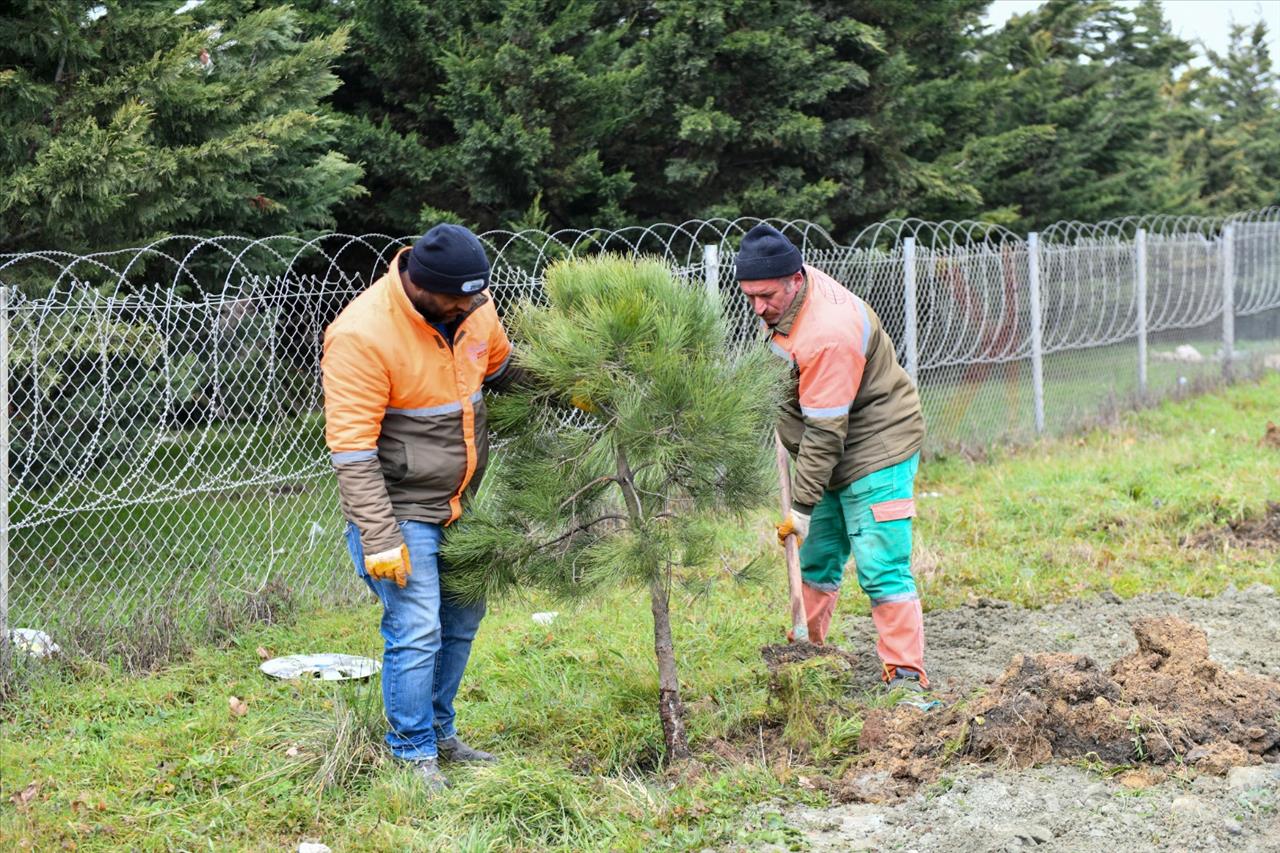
531;611;559;626
8;628;60;657
897;697;944;712
260;653;380;681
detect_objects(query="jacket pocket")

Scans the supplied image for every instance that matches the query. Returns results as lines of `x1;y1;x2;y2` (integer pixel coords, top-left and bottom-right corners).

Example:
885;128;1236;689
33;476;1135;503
404;442;466;494
377;435;408;484
870;497;916;523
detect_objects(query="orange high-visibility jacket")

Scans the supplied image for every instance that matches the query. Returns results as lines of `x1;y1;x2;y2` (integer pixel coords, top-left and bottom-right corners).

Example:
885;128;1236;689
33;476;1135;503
322;247;515;552
768;265;925;512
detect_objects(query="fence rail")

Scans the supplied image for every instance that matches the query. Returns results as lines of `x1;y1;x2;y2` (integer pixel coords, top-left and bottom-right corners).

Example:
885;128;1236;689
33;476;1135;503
1;209;1278;647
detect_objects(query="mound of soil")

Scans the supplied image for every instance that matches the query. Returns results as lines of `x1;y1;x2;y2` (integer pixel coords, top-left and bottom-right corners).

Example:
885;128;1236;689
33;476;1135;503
1186;501;1280;550
838;616;1280;802
761;641;861;672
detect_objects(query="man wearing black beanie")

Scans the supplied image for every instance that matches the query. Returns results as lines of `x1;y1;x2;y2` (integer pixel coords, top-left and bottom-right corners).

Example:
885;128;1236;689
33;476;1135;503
737;223;931;691
322;223;528;790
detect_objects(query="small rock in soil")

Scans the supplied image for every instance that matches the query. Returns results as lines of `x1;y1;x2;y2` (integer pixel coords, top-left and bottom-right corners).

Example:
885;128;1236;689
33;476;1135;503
1008;823;1054;844
1226;764;1280;791
1169;795;1210;817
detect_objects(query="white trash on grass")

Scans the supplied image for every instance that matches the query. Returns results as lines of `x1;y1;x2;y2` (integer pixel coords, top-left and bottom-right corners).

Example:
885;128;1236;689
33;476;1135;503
261;653;380;681
8;628;60;657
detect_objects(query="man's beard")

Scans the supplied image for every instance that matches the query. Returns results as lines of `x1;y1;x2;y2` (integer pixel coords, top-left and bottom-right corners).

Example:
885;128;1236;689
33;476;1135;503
415;303;453;324
411;295;459;325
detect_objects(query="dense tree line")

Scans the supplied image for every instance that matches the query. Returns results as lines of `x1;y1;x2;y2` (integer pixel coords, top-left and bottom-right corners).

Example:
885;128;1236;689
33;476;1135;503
2;0;1276;253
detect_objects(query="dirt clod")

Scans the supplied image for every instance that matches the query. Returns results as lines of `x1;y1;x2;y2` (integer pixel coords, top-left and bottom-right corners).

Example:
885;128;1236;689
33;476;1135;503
1263;420;1280;448
1185;740;1252;775
1111;616;1280;758
761;641;860;672
834;616;1280;803
1186;501;1280;550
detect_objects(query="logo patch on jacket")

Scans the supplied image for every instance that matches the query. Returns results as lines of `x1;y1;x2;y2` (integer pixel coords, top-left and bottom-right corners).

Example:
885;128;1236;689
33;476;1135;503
466;342;489;362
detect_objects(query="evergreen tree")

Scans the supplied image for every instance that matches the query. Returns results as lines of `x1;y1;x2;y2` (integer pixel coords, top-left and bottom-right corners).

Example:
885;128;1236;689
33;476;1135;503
614;0;986;231
292;0;637;235
0;1;363;253
1184;21;1280;211
914;0;1195;228
441;255;785;760
297;0;990;235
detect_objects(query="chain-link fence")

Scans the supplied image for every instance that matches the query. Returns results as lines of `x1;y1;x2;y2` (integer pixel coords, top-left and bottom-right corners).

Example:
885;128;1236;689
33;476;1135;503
1;210;1277;652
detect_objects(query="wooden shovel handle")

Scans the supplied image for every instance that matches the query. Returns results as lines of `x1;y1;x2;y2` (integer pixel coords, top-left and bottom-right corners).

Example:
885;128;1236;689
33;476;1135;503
775;432;808;642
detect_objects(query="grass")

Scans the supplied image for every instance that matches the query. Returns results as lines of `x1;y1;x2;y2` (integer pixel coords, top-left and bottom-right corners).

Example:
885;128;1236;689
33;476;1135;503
911;370;1279;609
1;373;1278;850
919;334;1280;452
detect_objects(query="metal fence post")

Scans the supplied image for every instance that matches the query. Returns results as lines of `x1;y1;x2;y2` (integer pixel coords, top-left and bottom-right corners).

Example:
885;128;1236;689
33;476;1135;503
1136;228;1148;397
0;286;9;647
702;244;720;302
1221;224;1235;375
902;236;919;384
1028;233;1045;434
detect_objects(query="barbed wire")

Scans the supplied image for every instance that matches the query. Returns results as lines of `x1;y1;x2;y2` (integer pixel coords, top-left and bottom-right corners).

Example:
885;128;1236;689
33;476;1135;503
1;210;1277;631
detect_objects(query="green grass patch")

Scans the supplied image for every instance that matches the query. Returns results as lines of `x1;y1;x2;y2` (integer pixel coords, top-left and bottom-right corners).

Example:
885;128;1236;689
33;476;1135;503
911;370;1280;611
2;374;1278;849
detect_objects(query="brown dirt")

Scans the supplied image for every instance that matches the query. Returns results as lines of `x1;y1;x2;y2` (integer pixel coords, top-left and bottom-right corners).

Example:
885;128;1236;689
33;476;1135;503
772;589;1280;851
754;616;1280;805
760;641;861;672
1186;501;1280;550
1263;420;1280;448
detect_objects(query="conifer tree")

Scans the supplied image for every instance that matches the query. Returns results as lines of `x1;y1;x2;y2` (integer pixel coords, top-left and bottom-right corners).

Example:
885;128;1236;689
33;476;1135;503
0;1;363;253
442;255;785;761
1186;21;1280;211
913;0;1197;227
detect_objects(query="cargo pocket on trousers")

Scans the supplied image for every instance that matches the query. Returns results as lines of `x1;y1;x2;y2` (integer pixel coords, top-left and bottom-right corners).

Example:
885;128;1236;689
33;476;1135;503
870;497;916;523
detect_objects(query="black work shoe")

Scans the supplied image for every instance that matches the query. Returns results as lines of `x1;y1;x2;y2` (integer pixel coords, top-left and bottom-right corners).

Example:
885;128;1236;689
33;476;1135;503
410;757;451;792
437;735;497;764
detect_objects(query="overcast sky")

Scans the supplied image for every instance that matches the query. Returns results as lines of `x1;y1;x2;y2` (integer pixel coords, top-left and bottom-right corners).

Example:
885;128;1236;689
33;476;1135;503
982;0;1280;67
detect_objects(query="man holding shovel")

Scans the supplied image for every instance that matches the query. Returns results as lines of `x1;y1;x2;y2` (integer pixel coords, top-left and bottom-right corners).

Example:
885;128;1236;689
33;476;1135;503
736;223;930;691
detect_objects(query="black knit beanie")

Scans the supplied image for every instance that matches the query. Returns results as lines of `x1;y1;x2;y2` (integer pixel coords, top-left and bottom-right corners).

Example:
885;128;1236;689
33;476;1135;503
734;223;803;280
406;224;491;295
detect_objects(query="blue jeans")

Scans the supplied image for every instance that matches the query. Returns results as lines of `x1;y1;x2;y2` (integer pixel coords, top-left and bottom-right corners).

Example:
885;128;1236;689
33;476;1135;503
346;520;486;761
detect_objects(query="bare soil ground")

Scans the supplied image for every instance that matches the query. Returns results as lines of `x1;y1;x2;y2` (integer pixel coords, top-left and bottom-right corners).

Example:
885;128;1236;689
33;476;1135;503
765;584;1280;851
1188;502;1280;551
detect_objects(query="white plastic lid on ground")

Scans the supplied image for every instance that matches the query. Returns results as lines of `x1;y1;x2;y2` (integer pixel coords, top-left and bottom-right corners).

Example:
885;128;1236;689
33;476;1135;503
260;653;381;681
8;628;61;657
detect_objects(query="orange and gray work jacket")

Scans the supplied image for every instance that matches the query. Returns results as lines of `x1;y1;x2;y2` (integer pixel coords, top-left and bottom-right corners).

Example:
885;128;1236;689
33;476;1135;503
768;265;925;514
322;248;522;553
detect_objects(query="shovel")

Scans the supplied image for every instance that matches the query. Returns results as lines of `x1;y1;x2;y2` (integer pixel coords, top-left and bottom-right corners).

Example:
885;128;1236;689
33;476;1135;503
775;432;808;642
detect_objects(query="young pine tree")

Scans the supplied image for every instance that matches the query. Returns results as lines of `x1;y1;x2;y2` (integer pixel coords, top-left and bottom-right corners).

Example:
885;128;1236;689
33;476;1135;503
442;254;785;761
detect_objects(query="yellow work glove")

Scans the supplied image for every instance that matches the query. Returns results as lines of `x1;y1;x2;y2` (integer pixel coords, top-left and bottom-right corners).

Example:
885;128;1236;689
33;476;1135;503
364;544;412;588
570;393;598;414
775;510;811;547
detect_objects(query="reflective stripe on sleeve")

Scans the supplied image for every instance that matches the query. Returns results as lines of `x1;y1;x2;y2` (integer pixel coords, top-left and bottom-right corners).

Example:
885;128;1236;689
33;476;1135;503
331;449;378;464
485;354;511;381
386;402;464;417
800;403;852;418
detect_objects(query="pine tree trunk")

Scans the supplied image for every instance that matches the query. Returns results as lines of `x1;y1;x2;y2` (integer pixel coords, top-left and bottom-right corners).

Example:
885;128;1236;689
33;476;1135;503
648;573;691;762
617;446;691;763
